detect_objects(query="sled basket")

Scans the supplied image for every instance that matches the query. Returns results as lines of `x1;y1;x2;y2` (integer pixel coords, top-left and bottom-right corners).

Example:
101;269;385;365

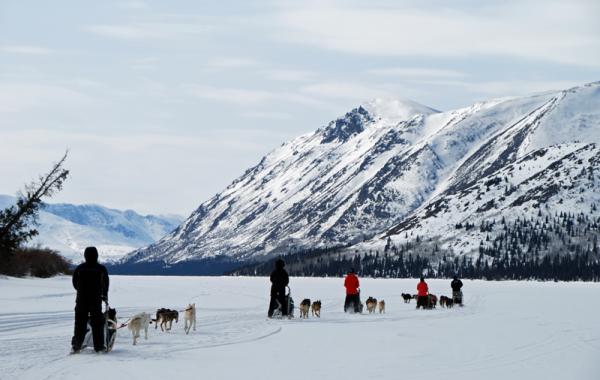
272;286;294;319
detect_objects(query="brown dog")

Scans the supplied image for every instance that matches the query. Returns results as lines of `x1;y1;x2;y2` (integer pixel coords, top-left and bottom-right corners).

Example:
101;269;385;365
155;308;179;331
311;300;321;317
378;300;385;314
366;297;377;314
427;294;438;309
439;295;449;308
299;299;311;319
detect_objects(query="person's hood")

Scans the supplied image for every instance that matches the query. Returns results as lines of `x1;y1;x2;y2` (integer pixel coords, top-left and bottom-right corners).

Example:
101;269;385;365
275;259;285;270
84;247;98;263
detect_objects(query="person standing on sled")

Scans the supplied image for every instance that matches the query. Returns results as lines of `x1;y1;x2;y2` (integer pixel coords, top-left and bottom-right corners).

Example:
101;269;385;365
451;276;464;306
344;268;361;313
268;259;289;318
71;247;109;353
416;277;429;309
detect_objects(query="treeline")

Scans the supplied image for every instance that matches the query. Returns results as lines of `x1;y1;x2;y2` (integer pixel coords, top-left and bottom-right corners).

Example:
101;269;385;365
232;210;600;281
0;247;71;277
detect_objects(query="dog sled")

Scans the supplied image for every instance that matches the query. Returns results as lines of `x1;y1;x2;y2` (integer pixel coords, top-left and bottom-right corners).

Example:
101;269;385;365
452;290;463;306
73;302;118;354
271;286;294;319
344;290;364;314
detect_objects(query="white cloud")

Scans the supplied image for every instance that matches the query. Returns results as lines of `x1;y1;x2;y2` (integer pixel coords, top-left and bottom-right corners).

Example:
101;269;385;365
207;57;260;69
242;111;291;120
300;82;392;100
0;83;91;113
367;67;466;79
277;1;600;66
1;45;52;55
183;84;327;109
262;69;316;82
87;22;211;40
184;85;275;106
118;1;149;10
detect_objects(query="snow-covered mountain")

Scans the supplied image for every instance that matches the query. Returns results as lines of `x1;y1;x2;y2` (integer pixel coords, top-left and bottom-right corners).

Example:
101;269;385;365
0;195;182;263
122;82;600;268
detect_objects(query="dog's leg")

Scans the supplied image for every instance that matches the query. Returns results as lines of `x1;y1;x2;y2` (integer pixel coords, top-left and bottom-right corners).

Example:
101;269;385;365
193;316;196;331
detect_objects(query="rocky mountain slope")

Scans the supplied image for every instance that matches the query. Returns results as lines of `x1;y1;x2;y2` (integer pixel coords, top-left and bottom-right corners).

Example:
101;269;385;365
121;82;600;269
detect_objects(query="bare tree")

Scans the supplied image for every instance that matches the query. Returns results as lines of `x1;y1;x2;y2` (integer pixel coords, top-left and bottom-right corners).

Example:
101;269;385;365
0;151;69;258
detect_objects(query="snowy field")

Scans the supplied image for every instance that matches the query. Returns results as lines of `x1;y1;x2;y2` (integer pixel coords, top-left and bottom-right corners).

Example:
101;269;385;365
1;276;599;380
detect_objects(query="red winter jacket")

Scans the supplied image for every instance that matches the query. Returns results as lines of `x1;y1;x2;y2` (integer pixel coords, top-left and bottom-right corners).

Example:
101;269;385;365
344;273;360;295
417;281;429;297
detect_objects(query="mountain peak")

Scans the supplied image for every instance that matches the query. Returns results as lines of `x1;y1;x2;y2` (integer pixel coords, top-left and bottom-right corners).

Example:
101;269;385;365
361;98;439;123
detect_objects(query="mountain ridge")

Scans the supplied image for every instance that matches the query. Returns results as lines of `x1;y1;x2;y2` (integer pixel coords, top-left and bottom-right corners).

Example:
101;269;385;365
120;81;600;269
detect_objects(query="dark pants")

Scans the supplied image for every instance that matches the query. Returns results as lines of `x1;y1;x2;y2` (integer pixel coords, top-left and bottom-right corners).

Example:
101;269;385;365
416;295;429;309
268;287;287;317
72;302;104;351
344;294;361;313
453;290;463;305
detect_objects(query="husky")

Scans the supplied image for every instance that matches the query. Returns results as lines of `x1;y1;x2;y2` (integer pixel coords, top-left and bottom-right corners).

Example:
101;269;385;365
155;308;179;332
183;303;196;335
366;297;378;314
428;294;438;309
128;312;151;345
378;300;386;314
299;299;311;319
311;300;322;318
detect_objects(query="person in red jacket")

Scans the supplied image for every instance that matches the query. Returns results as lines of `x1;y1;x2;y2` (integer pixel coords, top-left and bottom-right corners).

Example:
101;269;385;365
416;277;429;309
344;268;361;313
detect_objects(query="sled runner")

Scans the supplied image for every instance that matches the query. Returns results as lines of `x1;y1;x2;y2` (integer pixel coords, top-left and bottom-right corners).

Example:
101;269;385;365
271;286;294;319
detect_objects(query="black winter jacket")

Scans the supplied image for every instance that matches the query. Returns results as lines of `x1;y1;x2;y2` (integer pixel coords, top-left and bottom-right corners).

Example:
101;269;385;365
451;279;463;291
270;268;289;292
72;260;109;304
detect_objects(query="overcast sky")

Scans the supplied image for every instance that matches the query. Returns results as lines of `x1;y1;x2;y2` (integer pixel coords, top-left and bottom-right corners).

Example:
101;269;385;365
1;0;599;216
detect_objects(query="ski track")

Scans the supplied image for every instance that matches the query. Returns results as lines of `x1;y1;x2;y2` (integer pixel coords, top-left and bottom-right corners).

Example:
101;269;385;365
0;276;598;380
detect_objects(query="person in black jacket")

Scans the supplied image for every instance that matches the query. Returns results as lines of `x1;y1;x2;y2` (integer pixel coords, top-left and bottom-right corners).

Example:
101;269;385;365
71;246;109;353
451;276;463;306
268;259;289;318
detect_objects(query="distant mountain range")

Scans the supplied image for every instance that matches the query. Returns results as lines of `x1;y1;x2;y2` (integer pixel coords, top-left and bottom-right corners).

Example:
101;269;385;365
113;82;600;274
0;195;183;263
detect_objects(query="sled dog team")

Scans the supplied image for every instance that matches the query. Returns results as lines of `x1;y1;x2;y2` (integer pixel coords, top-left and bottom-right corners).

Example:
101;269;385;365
127;304;197;345
71;247;465;353
105;305;198;347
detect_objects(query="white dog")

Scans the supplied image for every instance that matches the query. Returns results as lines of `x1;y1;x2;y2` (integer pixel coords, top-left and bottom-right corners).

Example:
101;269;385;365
128;312;152;345
183;303;196;335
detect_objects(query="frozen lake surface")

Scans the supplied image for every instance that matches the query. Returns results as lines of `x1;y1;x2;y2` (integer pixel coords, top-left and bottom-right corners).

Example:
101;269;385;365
1;275;599;380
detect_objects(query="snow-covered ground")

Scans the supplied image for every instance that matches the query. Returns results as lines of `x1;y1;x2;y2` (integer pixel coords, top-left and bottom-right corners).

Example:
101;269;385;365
1;276;599;380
